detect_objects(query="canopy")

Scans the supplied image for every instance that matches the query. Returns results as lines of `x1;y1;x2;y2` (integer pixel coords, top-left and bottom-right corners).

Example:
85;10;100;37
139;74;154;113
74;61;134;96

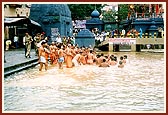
4;18;41;27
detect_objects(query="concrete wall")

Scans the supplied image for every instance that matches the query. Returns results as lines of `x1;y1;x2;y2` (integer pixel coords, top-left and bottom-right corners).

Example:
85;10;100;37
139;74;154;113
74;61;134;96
132;18;164;33
136;38;164;44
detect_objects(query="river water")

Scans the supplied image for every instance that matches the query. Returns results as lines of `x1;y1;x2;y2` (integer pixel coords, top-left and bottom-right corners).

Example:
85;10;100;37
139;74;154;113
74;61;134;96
3;52;165;112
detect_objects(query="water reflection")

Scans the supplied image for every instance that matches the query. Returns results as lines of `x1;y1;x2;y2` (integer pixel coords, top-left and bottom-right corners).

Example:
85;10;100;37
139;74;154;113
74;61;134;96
4;52;165;112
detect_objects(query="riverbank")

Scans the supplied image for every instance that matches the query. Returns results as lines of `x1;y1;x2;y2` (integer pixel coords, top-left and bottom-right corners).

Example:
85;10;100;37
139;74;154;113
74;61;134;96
4;48;38;77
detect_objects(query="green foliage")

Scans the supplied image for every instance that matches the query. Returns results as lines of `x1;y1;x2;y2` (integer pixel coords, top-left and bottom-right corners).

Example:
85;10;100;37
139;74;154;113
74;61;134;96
102;4;129;22
102;10;117;22
118;4;129;21
68;4;102;20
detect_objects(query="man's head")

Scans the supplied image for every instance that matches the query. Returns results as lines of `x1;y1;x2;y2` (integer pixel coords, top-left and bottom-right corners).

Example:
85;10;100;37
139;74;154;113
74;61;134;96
124;55;127;59
25;32;29;36
41;40;47;46
103;58;106;62
119;61;123;65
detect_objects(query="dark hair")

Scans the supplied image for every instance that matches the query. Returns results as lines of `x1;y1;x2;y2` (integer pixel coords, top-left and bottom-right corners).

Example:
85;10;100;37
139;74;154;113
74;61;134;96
41;41;46;45
96;54;101;58
120;56;124;60
119;61;123;65
57;44;62;49
101;53;104;56
110;56;115;61
103;58;106;62
110;55;114;57
105;56;108;59
114;56;117;61
124;55;127;59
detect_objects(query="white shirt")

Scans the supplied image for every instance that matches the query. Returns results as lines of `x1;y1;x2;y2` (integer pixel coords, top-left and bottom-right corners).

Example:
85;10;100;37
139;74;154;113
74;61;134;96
122;29;125;35
23;37;25;45
14;36;18;42
56;37;62;43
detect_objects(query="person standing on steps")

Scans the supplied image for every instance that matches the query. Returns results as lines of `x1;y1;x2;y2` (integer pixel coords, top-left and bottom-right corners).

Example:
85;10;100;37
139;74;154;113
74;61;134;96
23;32;33;58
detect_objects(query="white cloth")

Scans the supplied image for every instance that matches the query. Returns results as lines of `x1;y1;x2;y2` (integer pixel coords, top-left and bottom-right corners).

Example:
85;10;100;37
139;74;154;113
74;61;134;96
72;59;79;66
56;37;62;43
40;56;46;63
23;37;25;45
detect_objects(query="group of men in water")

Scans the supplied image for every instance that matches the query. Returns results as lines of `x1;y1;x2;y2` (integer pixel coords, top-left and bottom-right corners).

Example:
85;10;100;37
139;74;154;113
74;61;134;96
38;40;128;71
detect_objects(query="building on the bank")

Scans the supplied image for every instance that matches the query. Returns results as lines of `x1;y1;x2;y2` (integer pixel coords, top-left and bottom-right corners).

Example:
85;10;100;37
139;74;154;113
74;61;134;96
121;4;164;36
4;4;42;48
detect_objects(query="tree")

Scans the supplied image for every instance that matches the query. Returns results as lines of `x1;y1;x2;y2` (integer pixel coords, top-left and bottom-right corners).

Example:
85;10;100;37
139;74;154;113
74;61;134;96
102;4;129;22
118;4;129;21
102;10;117;22
68;4;103;20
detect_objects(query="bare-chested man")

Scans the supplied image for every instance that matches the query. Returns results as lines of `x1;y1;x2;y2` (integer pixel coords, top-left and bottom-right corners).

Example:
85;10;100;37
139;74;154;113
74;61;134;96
58;44;64;69
108;56;117;66
118;61;124;68
38;41;50;71
80;52;87;65
96;53;105;65
72;52;82;66
123;55;128;63
86;50;94;65
64;44;74;68
49;42;56;65
99;59;110;67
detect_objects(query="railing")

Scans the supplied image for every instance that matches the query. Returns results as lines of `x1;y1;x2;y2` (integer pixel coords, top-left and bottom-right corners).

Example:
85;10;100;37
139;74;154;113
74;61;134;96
128;12;163;19
98;37;164;47
112;32;164;39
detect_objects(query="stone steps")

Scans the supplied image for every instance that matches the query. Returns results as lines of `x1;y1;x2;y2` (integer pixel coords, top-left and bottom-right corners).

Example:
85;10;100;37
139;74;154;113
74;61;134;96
4;58;39;77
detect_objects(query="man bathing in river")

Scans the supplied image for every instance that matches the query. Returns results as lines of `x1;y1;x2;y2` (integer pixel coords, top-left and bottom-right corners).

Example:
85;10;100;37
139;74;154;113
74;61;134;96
38;38;127;69
123;55;128;63
72;51;82;66
118;61;124;68
58;44;64;69
86;50;94;65
99;59;110;67
64;44;74;68
38;41;50;71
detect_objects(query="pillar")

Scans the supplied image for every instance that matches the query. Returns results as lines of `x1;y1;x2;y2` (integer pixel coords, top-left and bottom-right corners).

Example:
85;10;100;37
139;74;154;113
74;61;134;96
142;33;145;38
154;32;157;38
162;30;164;38
145;33;148;38
149;33;152;38
14;26;17;35
138;33;140;38
114;33;117;38
5;26;9;40
131;44;136;52
109;44;113;52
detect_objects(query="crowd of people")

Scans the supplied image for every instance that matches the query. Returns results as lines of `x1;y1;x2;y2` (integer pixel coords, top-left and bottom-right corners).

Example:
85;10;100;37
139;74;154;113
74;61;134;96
94;28;142;42
20;32;129;71
36;39;128;71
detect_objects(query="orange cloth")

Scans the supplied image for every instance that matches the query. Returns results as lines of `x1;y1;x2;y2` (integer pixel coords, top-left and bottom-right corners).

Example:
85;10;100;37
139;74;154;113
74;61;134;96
80;56;87;65
66;55;73;68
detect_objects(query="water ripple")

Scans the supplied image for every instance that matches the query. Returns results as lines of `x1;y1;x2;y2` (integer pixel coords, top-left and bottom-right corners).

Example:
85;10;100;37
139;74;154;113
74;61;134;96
3;52;165;112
